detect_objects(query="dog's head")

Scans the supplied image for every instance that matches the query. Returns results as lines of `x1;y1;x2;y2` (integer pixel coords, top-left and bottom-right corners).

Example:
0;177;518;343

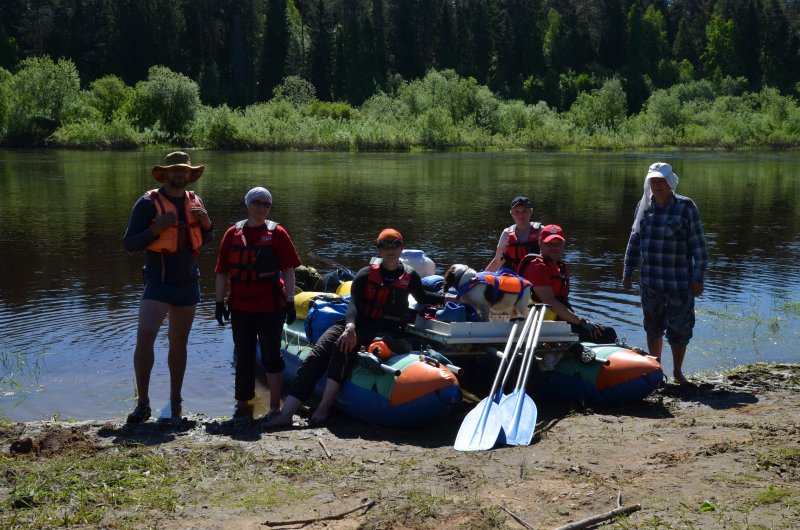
295;265;323;291
442;264;475;292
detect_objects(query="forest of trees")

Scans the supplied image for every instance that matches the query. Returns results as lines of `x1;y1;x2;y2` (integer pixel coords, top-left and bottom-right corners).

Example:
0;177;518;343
3;0;799;109
1;0;799;149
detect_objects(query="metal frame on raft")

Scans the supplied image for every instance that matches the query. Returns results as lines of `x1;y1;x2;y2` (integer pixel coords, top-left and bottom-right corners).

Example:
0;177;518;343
282;303;581;362
404;311;579;359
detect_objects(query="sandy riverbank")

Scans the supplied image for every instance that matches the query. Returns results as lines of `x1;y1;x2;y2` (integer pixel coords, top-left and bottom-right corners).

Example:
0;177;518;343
2;363;798;529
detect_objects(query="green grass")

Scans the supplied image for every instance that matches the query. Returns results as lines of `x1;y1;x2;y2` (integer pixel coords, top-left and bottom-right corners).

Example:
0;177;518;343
749;486;793;507
778;300;800;316
757;447;800;472
2;447;181;528
0;441;321;528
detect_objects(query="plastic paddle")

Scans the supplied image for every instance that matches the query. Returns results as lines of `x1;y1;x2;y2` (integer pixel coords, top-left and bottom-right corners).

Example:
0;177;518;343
453;321;519;451
499;306;545;446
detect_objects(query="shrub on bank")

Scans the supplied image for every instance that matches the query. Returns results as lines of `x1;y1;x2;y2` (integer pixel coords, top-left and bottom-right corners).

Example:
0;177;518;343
2;57;799;150
50;117;151;149
2;56;81;145
130;66;200;138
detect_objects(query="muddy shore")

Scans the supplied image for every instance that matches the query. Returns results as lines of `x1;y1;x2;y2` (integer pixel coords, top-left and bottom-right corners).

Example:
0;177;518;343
2;363;799;529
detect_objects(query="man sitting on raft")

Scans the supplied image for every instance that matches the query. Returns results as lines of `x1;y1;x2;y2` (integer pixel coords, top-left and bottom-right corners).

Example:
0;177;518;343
519;224;618;344
265;228;445;427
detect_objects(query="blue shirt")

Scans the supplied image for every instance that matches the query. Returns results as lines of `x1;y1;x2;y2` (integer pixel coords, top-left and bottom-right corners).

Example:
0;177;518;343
623;193;708;293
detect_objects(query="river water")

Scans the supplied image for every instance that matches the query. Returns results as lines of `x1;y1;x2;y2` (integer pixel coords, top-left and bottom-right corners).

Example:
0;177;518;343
1;150;798;421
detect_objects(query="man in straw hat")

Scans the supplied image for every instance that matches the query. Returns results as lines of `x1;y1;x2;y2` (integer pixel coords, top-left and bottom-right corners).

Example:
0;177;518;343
123;151;214;422
622;162;708;386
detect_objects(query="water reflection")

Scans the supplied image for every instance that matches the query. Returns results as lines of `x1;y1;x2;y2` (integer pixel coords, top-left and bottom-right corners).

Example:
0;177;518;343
1;150;798;421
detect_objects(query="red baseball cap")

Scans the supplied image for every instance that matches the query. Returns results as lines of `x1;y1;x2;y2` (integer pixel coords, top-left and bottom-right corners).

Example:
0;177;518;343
539;224;565;243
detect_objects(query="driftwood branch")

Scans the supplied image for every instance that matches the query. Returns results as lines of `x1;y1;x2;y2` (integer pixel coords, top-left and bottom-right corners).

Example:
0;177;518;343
552;503;641;530
263;500;376;527
501;505;536;529
318;438;332;459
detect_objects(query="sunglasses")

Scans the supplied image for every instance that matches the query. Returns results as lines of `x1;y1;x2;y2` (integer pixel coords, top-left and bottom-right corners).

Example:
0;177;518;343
377;239;403;249
250;200;272;208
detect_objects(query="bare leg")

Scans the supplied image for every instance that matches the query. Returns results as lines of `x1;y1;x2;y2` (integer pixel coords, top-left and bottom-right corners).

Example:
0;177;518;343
311;379;341;423
671;343;689;384
647;336;663;363
265;395;304;427
133;299;170;403
266;371;284;413
166;304;196;402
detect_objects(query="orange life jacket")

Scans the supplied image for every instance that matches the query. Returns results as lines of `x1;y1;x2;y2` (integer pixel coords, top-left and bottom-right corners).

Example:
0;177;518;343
361;264;413;320
458;268;532;303
144;189;205;255
504;222;542;273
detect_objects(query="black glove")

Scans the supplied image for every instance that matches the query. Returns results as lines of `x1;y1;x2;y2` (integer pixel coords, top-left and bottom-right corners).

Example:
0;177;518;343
215;301;230;326
285;301;296;325
578;318;600;337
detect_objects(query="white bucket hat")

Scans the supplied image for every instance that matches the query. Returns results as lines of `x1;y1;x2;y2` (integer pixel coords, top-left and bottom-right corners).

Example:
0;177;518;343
631;162;679;233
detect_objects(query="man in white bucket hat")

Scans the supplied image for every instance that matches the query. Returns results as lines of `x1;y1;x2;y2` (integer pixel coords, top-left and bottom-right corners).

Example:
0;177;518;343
622;162;708;386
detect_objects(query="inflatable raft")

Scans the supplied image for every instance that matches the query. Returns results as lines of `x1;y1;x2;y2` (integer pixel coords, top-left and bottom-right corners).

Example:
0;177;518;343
281;323;463;427
531;343;663;405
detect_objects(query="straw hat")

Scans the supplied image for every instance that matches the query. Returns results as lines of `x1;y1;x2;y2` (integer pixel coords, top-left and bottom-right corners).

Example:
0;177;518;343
151;151;204;183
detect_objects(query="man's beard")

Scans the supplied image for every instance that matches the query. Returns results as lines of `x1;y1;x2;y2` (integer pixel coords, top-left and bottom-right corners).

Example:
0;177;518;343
167;177;188;188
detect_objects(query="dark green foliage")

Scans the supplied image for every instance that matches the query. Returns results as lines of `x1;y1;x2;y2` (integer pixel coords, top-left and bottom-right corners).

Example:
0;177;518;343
1;1;800;149
262;0;290;100
3;0;800;113
3;56;81;145
130;65;201;137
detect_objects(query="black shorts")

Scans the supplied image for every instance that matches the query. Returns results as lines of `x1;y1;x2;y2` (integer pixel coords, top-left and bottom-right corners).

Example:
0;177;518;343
142;281;200;306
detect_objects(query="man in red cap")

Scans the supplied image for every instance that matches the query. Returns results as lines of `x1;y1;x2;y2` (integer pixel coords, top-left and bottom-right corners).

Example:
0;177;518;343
123;152;214;423
519;224;617;343
266;228;444;427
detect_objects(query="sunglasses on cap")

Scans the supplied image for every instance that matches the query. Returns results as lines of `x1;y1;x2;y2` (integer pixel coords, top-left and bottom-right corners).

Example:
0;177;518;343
377;239;403;249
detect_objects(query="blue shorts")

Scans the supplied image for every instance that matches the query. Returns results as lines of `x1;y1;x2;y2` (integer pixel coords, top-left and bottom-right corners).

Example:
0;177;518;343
142;281;200;306
640;287;695;347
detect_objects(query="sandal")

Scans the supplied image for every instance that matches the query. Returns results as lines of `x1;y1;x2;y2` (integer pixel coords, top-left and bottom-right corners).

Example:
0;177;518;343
127;400;151;424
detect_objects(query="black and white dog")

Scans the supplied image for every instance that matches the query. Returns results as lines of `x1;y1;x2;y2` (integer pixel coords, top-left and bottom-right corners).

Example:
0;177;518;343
442;264;532;322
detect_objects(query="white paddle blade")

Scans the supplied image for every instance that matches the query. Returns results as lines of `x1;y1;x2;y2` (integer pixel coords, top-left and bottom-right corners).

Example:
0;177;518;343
454;400;504;451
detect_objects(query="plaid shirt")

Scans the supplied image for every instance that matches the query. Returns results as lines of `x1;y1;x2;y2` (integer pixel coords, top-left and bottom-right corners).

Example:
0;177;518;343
624;193;708;292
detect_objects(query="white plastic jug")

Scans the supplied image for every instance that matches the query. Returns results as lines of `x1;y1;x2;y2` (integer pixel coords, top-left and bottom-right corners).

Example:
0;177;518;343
400;249;436;278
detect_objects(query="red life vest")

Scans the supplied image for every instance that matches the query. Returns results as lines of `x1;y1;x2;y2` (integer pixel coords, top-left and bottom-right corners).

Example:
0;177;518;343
361;264;413;320
504;222;542;273
227;220;281;284
144;189;205;255
519;254;570;304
